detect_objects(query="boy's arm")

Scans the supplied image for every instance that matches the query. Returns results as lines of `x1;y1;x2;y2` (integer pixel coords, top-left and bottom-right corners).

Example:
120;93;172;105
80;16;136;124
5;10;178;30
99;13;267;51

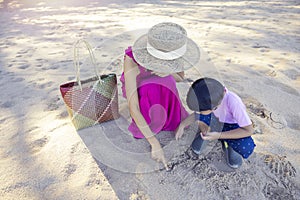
175;113;196;140
201;125;254;140
201;91;254;140
219;125;254;139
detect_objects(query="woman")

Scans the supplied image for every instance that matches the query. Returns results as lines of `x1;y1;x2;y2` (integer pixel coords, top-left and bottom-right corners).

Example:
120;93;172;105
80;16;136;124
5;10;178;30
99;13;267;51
120;22;200;168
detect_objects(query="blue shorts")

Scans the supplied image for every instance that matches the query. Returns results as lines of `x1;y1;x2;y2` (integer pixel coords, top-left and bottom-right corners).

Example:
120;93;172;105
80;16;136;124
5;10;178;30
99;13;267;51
196;113;256;159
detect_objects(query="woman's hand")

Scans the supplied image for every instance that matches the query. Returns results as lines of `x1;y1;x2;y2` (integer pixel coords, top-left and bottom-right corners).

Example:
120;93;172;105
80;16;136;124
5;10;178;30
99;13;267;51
151;143;169;170
175;113;196;140
175;125;185;140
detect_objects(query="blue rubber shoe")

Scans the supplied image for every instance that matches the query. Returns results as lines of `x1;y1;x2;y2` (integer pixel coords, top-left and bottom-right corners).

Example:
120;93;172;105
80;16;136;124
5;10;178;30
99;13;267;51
222;141;242;169
191;134;206;155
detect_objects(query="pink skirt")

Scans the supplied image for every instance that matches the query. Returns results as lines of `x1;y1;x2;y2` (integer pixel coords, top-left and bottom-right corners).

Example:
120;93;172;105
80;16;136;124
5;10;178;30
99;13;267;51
127;81;188;138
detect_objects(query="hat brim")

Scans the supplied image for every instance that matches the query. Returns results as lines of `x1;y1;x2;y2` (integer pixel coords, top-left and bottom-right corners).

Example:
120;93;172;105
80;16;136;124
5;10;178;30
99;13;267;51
132;34;200;73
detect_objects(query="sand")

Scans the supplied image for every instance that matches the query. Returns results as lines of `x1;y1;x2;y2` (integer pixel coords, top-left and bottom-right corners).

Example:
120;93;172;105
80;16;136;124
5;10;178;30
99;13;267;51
0;0;299;199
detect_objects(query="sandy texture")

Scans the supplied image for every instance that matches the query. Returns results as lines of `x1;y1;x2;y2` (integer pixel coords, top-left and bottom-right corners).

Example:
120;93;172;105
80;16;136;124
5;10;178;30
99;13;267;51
0;0;299;199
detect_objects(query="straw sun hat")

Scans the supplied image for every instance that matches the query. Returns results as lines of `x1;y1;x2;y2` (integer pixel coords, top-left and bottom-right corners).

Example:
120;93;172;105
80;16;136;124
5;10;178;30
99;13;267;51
132;22;200;73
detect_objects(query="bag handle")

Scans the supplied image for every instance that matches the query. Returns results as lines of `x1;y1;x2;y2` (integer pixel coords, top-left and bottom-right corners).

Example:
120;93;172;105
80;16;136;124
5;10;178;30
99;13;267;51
73;39;102;90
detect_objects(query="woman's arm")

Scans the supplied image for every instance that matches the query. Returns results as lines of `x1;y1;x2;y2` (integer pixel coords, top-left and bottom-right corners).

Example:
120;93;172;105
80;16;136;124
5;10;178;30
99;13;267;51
151;71;184;82
175;112;195;140
123;55;168;168
171;71;185;82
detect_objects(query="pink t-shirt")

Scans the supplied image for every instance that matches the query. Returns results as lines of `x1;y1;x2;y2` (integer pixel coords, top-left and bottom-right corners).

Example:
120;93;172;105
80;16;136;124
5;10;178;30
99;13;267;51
213;89;252;127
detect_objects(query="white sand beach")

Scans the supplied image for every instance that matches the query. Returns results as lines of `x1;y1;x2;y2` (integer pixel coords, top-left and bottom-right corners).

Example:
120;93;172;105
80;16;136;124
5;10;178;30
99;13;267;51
0;0;299;199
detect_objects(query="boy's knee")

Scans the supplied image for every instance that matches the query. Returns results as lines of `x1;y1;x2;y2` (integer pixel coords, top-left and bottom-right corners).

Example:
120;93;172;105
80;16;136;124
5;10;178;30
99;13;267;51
228;137;256;159
237;145;255;159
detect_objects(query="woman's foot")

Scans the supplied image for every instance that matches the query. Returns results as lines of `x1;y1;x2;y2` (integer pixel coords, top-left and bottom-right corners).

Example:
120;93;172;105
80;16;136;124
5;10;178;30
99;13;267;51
222;141;242;169
191;134;206;155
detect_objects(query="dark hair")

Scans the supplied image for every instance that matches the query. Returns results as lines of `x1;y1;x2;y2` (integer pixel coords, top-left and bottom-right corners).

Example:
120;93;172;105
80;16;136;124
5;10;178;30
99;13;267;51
186;77;225;111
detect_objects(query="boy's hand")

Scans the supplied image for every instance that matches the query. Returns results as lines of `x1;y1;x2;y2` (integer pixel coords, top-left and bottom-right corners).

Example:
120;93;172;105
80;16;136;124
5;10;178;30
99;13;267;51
200;131;222;141
198;121;210;135
175;125;184;140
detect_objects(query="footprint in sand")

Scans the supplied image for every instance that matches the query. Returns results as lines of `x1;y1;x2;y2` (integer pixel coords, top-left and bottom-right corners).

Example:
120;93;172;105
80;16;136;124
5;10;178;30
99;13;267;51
35;58;47;63
0;116;10;124
70;142;81;154
263;154;298;199
263;183;296;200
280;68;300;81
264;154;296;178
34;61;43;68
67;76;75;81
29;136;49;154
44;96;61;111
264;79;300;97
57;110;69;119
17;49;30;55
18;64;30;70
223;80;245;92
63;164;77;180
25;126;39;134
38;81;54;89
12;77;25;82
85;174;104;187
1;101;15;108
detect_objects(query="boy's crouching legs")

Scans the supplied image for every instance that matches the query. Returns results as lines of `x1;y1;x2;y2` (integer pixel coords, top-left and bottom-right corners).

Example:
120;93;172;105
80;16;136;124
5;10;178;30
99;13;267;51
221;136;256;169
191;133;207;155
222;141;243;169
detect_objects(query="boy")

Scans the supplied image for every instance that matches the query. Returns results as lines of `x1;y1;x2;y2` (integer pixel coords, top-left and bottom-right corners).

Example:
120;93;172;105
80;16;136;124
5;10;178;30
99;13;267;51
175;77;256;169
